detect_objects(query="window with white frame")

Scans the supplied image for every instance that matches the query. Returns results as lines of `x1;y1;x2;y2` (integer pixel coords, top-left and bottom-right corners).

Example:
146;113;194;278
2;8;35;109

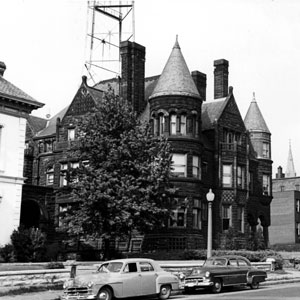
237;166;245;189
60;163;68;186
192;156;201;179
222;205;232;231
222;164;232;187
192;199;202;229
46;165;54;185
262;142;270;158
159;114;165;135
169;208;186;227
237;206;244;233
180;115;186;135
263;174;271;195
296;199;300;213
171;154;186;177
68;128;75;141
170;114;177;135
297;223;300;236
58;203;71;227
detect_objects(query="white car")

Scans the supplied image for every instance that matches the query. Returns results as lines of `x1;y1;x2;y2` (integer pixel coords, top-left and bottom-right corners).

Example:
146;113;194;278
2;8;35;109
61;258;179;300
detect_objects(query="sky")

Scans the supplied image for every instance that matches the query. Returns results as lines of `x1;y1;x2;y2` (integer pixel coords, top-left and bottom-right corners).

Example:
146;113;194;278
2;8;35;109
0;0;299;177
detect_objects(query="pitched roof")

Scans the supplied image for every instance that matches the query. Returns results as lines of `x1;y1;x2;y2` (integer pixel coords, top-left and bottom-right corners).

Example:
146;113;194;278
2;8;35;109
285;142;297;177
35;105;69;138
244;94;270;133
149;37;200;100
202;97;228;130
0;75;43;108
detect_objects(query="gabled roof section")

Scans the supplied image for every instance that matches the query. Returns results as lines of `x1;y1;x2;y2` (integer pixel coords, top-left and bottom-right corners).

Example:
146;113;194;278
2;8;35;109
64;76;104;118
202;97;228;130
35;105;69;138
0;75;43;109
149;37;200;100
244;93;270;133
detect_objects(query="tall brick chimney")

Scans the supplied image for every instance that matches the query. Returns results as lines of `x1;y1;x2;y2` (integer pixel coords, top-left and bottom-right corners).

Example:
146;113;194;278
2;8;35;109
214;59;229;99
0;61;6;77
120;41;145;114
191;70;207;101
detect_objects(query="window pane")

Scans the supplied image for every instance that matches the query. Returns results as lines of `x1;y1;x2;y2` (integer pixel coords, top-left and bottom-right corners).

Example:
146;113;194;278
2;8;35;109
180;115;186;135
170;115;176;135
172;154;186;177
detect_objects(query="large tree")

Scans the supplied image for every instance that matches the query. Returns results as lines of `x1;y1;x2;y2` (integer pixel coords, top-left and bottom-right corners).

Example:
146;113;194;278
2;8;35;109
60;87;175;253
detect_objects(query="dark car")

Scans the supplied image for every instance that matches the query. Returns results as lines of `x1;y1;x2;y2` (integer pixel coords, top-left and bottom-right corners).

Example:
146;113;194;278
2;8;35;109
183;255;267;293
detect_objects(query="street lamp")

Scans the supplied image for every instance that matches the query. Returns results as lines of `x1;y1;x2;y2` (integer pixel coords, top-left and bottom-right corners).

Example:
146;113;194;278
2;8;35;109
206;188;215;258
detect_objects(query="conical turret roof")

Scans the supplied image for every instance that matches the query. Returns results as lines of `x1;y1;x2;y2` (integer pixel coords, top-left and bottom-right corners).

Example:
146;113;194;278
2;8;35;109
244;93;270;133
149;37;201;100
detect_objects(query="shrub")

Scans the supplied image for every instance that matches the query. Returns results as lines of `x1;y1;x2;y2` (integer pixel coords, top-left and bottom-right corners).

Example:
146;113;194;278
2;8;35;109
0;244;15;262
10;227;47;262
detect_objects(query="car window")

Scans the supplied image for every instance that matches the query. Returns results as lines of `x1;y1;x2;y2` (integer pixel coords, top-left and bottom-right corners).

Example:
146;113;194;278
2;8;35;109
204;258;226;266
98;262;123;273
228;259;238;266
124;262;138;273
238;259;249;267
139;262;154;272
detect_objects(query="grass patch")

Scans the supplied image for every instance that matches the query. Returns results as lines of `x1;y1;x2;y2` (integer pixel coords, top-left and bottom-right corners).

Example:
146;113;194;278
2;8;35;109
0;284;63;297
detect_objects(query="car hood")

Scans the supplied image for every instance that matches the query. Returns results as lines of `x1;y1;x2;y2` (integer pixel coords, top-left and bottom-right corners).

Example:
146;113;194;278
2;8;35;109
186;266;228;278
73;272;120;286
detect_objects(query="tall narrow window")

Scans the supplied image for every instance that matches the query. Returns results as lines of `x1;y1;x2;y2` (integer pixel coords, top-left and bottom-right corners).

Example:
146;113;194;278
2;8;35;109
237;206;244;233
202;202;208;221
60;163;68;187
68;128;75;141
263;142;270;158
180;115;186;135
237;166;245;189
159;115;165;136
170;114;177;135
192;156;201;179
297;223;300;236
0;125;3;170
171;154;186;177
222;205;232;231
46;166;54;185
193;199;202;229
222;164;232;187
70;162;79;183
58;204;71;227
249;172;254;194
263;174;270;195
296;199;300;213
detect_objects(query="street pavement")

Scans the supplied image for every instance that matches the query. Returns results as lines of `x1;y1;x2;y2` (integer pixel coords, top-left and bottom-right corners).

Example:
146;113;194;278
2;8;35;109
1;268;300;300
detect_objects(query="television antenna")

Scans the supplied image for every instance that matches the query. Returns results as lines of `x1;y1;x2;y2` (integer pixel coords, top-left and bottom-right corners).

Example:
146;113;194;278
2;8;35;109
85;1;135;84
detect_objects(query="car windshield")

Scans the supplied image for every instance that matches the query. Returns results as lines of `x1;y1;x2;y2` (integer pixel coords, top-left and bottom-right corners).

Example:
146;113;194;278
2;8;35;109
98;262;123;273
204;258;227;267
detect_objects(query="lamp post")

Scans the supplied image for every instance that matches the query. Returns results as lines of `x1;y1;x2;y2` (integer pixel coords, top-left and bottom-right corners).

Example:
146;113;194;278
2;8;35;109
206;189;215;258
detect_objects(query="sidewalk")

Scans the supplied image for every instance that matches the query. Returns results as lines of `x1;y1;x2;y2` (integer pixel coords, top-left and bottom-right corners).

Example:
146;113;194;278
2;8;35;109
1;268;300;300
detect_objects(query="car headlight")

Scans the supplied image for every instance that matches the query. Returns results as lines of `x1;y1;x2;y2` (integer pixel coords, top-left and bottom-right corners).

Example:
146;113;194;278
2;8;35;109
205;271;210;278
87;281;94;288
63;279;75;289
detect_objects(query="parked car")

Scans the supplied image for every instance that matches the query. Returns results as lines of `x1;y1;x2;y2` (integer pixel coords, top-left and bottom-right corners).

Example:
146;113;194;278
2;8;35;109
61;258;179;300
183;255;267;293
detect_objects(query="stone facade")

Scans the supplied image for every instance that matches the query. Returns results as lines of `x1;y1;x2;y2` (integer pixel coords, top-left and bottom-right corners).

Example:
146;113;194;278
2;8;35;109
22;40;272;255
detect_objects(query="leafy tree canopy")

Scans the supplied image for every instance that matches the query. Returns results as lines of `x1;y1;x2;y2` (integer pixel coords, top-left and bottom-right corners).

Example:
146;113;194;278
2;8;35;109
60;87;175;243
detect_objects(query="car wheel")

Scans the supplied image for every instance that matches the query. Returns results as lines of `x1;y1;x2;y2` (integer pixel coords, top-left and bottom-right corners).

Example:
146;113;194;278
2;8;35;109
250;281;260;289
211;278;222;293
158;285;171;300
97;287;113;300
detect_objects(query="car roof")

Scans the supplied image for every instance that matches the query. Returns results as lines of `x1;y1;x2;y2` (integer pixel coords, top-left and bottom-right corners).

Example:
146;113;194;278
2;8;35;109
210;255;249;260
102;258;155;264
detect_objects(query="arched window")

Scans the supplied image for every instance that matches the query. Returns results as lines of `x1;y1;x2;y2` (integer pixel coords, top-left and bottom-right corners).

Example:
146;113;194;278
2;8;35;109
46;165;54;185
170;114;177;135
180;115;186;135
158;114;165;136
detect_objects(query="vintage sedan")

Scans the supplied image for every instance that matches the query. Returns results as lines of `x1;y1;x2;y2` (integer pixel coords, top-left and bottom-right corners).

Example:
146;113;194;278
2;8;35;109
61;258;179;300
183;255;267;293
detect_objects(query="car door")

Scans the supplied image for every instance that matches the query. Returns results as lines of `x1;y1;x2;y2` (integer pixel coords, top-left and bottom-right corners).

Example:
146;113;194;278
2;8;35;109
226;258;247;285
237;258;251;283
138;261;157;296
122;262;141;297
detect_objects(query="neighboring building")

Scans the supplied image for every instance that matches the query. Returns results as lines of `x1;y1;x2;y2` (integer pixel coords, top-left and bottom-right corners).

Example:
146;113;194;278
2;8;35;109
22;39;272;256
0;61;43;246
270;144;300;245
